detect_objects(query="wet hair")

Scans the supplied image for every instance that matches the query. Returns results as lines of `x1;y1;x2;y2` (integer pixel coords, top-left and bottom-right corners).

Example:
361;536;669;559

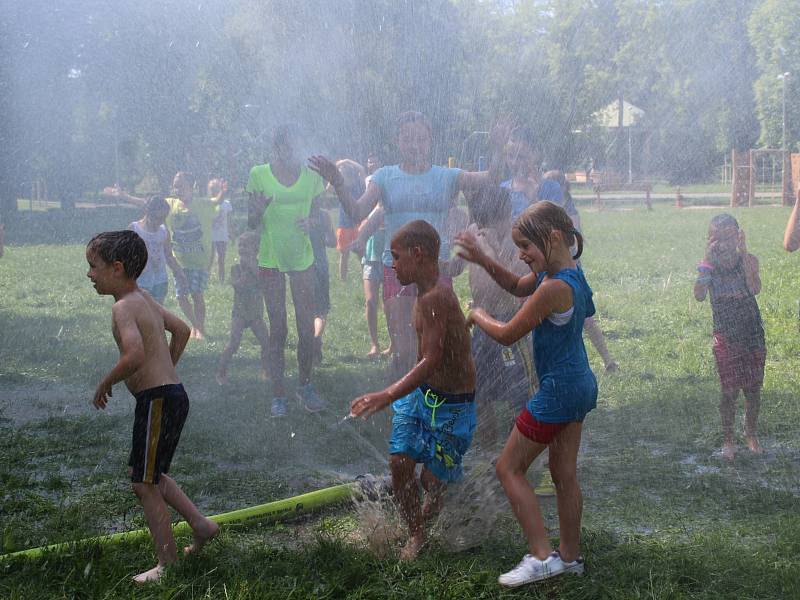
273;123;300;148
174;171;195;185
709;213;739;232
396;111;432;136
508;125;537;150
144;195;169;217
237;230;260;252
392;219;440;260
466;184;511;229
87;230;148;279
514;201;583;260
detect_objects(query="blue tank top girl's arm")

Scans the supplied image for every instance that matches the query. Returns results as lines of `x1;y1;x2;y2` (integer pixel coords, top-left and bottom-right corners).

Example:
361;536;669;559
469;277;572;346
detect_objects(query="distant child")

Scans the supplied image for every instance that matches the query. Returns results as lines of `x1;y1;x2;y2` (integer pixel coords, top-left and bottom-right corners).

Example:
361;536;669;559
335;159;366;280
216;231;270;385
309;205;336;365
454;184;536;448
86;230;218;584
355;205;390;358
349;220;477;561
209;178;232;284
694;214;764;460
106;172;223;339
128;196;183;304
456;201;596;586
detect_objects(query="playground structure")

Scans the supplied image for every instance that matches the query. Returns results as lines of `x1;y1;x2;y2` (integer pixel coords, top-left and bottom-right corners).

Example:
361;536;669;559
731;149;798;207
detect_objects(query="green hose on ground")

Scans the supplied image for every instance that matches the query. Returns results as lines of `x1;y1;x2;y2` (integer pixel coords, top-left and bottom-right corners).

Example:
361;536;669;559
1;482;356;561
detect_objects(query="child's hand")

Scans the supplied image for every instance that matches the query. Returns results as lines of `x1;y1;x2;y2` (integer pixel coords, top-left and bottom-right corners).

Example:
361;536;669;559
308;156;342;187
350;392;390;419
93;382;112;410
737;230;747;255
453;230;486;265
466;307;486;329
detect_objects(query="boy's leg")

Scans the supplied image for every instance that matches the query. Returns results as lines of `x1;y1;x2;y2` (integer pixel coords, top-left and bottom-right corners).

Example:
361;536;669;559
420;466;446;521
364;277;380;356
216;242;226;283
547;422;584;562
495;427;549;559
583;317;617;372
177;295;198;333
288;267;316;386
720;390;737;459
157;474;219;554
217;320;245;385
743;387;762;453
262;270;288;397
339;249;349;280
390;453;425;560
192;292;206;338
250;319;271;380
132;482;177;581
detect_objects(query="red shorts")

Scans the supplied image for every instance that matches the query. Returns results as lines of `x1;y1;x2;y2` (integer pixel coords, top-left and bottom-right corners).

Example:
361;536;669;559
382;266;453;301
336;227;358;252
712;332;766;393
515;408;570;444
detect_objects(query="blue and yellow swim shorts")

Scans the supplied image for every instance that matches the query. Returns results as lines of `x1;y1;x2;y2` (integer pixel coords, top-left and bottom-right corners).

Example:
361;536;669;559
389;383;476;482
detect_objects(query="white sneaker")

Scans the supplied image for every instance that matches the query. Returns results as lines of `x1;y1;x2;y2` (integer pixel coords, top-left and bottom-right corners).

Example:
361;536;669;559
498;552;583;587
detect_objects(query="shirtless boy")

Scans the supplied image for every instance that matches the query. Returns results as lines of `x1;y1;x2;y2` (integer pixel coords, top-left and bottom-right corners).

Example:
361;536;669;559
86;230;218;583
349;220;477;560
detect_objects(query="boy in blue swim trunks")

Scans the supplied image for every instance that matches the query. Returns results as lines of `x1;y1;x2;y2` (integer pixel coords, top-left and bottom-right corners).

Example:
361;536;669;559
350;220;477;560
87;230;218;583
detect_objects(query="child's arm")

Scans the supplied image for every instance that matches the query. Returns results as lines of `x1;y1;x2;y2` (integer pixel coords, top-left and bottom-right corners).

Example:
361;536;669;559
93;303;145;409
159;305;191;366
350;292;447;418
468;278;572;346
248;192;271;230
693;261;711;302
308;156;380;222
784;188;800;252
101;186;147;206
736;230;761;295
350;205;384;255
454;230;539;297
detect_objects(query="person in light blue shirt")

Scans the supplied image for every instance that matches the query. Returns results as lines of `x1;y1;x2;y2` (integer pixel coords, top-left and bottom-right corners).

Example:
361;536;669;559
310;111;509;378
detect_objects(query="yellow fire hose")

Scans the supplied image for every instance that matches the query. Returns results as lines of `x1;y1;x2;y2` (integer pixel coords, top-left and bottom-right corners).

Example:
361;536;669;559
1;482;356;561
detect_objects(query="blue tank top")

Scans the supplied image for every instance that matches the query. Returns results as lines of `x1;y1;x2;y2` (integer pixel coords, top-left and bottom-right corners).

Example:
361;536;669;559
528;267;598;423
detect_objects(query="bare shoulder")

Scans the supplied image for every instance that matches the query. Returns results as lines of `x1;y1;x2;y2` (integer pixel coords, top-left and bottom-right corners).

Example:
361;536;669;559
419;283;462;318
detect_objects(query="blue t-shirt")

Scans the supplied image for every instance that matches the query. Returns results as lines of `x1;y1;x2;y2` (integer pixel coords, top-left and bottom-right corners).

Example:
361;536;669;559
528;267;597;423
501;178;570;220
370;164;462;265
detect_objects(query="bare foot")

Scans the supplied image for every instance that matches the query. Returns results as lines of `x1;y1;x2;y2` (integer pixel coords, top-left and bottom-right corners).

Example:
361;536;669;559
381;346;393;357
367;345;380;359
184;519;219;556
399;534;425;561
215;372;227;386
746;435;763;454
132;564;166;584
722;442;735;461
605;361;619;373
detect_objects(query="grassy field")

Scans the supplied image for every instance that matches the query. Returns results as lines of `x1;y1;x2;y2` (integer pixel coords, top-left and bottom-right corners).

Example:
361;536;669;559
2;204;800;598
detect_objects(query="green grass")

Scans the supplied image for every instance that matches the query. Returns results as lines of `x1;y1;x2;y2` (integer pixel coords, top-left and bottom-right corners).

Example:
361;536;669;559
2;204;800;598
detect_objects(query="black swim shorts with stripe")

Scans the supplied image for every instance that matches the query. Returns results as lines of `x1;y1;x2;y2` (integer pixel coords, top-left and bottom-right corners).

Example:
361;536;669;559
129;383;189;484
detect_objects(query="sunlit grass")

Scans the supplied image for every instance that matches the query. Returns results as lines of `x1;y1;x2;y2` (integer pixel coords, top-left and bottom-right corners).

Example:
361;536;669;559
2;204;800;598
